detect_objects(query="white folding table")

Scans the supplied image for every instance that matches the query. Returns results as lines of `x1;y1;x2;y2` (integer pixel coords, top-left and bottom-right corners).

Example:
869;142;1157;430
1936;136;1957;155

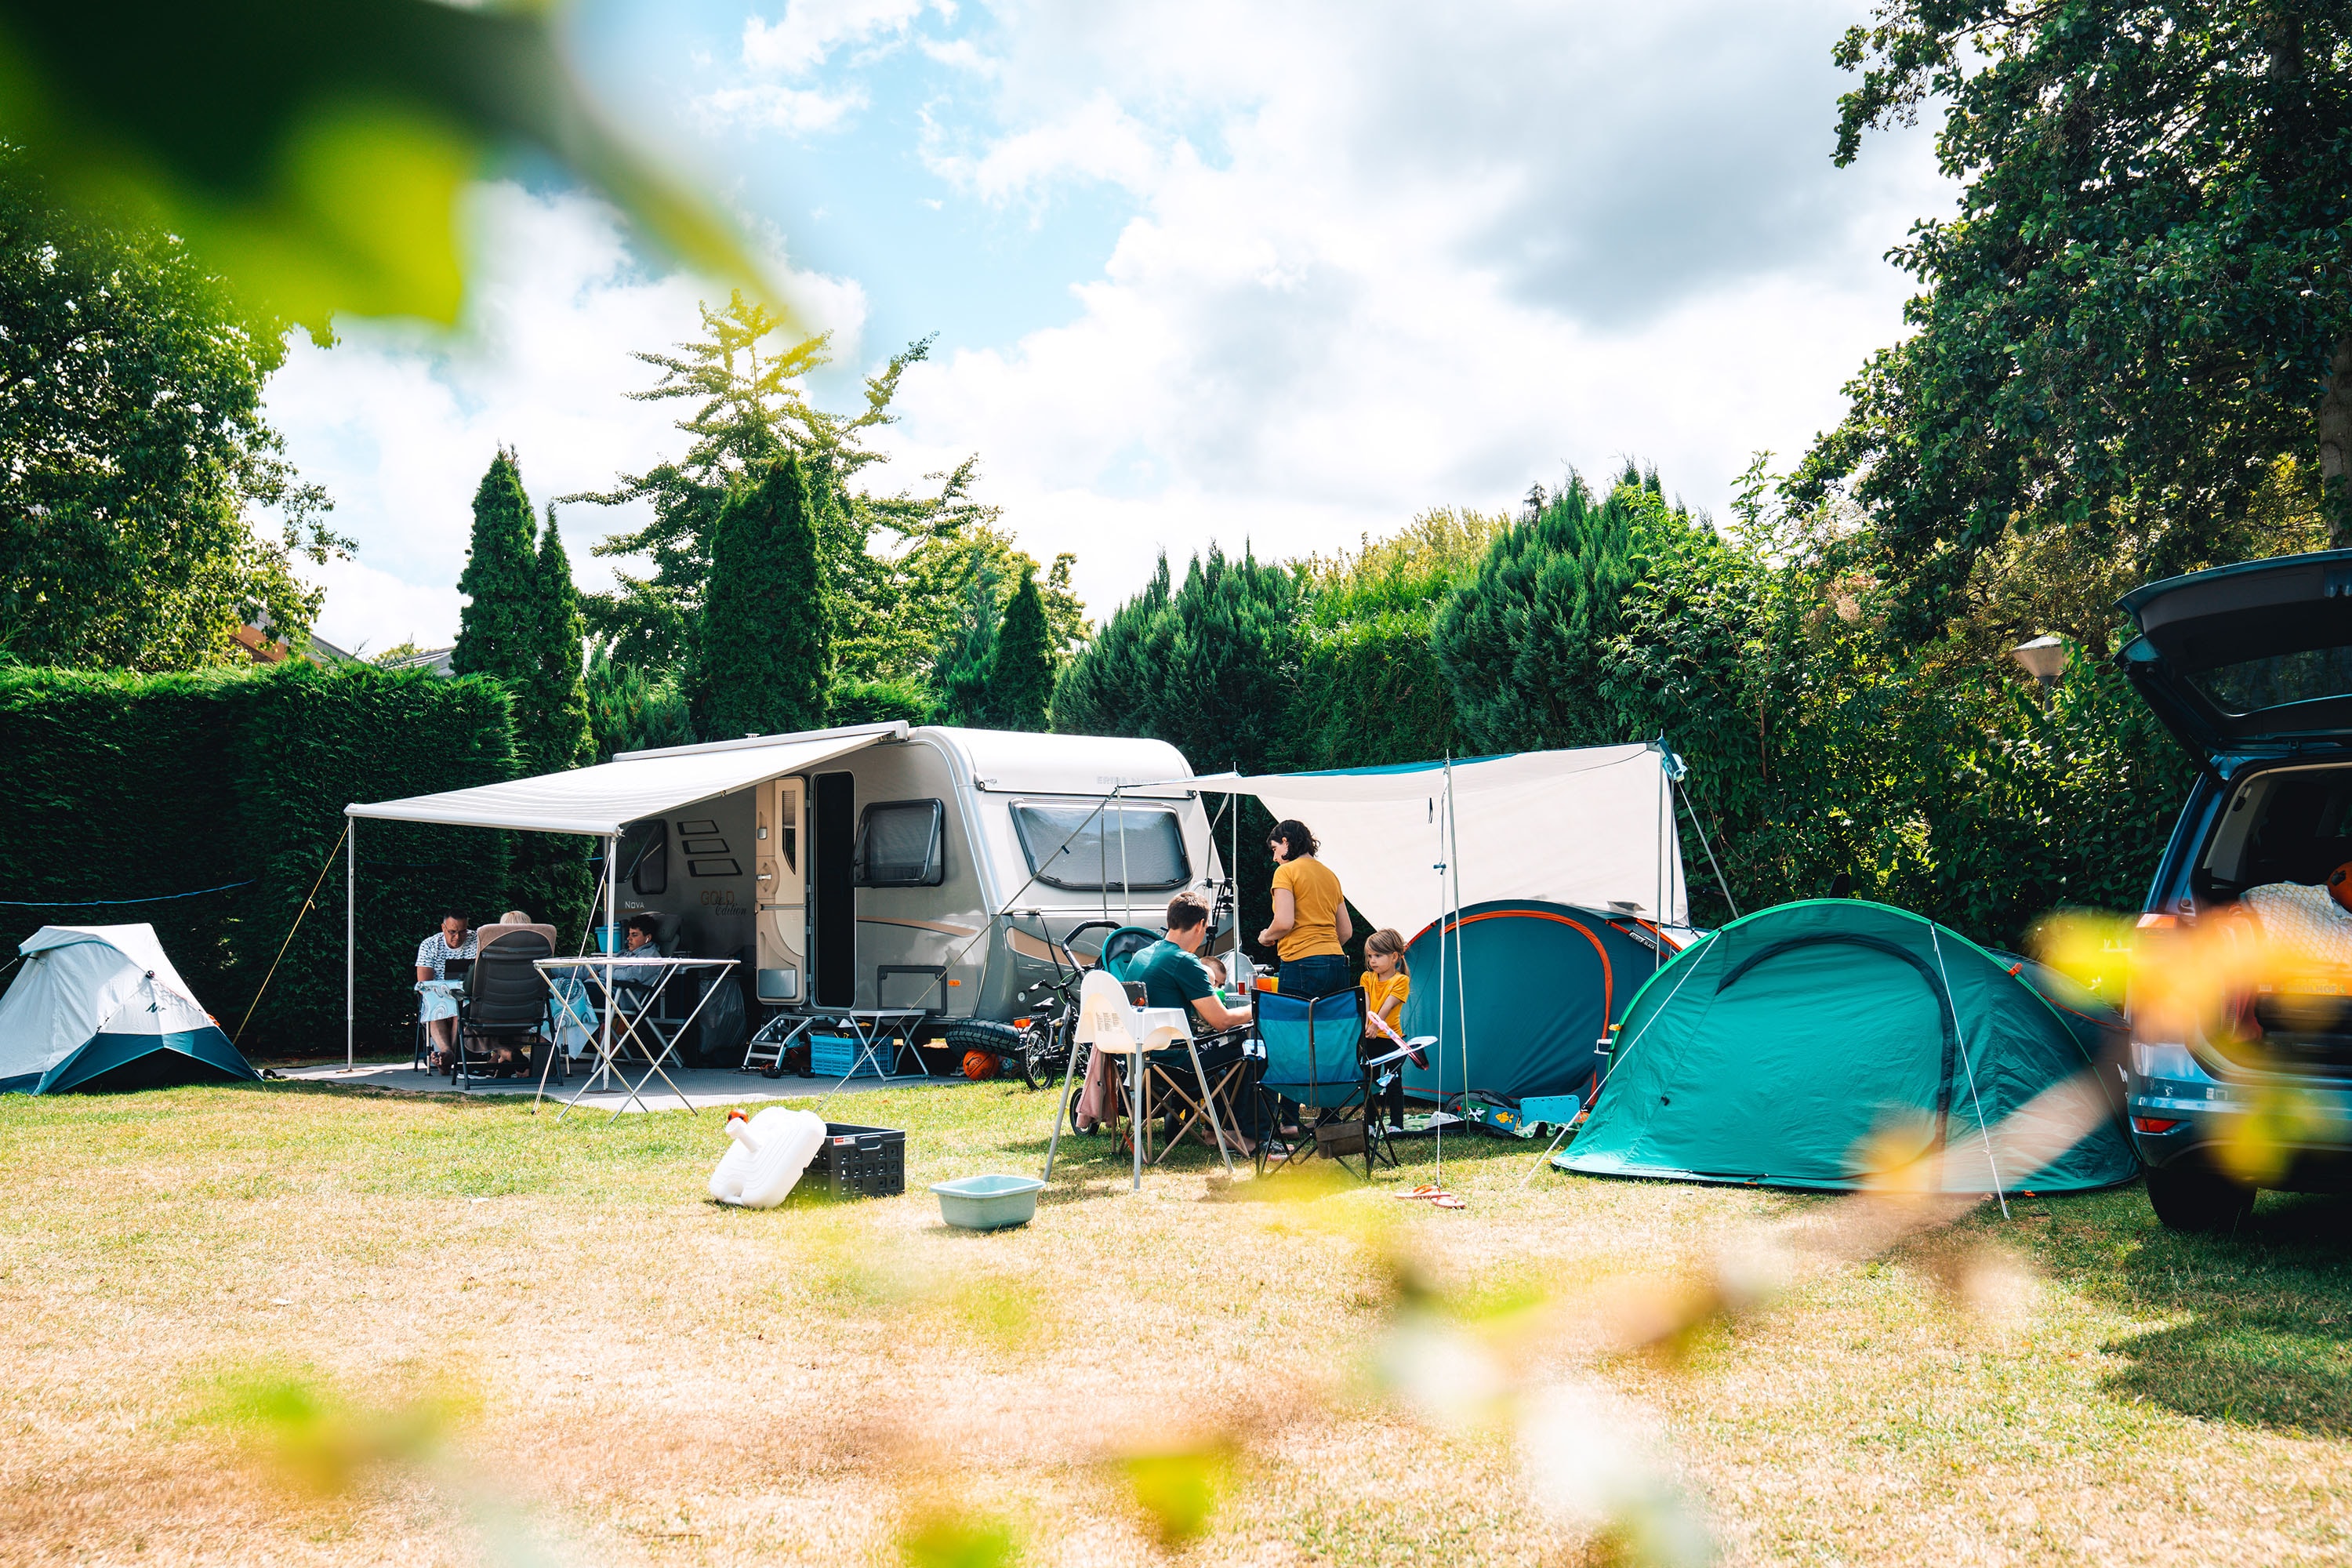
531;955;738;1121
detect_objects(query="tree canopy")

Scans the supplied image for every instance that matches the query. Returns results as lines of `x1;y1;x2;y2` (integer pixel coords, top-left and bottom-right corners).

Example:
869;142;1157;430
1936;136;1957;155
577;292;985;677
451;448;539;681
1798;0;2352;641
0;158;343;670
693;452;829;740
521;505;591;777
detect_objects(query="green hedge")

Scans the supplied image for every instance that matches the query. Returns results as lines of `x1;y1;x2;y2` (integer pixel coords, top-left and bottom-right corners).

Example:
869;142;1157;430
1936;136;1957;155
0;663;519;1055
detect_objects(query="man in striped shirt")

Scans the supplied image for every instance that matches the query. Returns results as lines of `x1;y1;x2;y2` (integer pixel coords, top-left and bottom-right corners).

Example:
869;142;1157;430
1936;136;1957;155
416;912;476;1066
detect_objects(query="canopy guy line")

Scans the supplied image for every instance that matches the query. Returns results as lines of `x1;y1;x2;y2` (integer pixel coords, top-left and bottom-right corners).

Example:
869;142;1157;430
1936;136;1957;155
235;824;348;1048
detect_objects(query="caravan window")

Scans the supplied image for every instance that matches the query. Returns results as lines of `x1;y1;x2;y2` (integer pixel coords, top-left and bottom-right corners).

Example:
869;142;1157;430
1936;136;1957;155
1012;801;1191;892
619;818;666;895
856;800;945;887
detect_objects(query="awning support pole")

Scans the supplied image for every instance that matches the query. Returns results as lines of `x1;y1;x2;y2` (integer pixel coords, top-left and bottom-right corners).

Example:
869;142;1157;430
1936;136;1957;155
597;832;618;1094
345;818;355;1070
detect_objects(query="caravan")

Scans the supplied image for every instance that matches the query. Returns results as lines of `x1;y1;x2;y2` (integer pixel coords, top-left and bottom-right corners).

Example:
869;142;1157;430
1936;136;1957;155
348;723;1230;1060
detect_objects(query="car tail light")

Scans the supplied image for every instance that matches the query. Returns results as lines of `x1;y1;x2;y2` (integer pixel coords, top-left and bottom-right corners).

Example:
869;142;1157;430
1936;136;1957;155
2132;1116;2184;1134
2136;913;2179;929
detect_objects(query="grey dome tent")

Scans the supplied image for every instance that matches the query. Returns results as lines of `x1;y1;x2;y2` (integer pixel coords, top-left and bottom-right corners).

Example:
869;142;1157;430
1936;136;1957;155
1561;900;2136;1193
0;925;257;1094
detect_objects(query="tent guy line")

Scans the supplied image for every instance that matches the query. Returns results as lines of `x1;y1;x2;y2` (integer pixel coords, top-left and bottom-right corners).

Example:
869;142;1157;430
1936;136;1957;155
0;878;258;906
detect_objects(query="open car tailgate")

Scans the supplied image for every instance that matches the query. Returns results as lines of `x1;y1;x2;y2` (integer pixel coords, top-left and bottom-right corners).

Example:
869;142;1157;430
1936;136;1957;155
2118;550;2352;761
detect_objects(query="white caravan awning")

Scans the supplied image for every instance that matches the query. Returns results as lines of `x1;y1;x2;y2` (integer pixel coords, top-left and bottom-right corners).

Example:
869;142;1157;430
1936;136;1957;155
1196;744;1687;938
345;727;896;837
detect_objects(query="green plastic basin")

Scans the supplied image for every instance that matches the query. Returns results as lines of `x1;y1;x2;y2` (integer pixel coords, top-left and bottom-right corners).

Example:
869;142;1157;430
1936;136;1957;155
930;1174;1045;1231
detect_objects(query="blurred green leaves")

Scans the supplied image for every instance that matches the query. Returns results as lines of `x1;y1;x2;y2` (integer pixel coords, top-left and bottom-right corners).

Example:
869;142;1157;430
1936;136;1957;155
0;0;771;332
194;1363;470;1495
1118;1443;1232;1550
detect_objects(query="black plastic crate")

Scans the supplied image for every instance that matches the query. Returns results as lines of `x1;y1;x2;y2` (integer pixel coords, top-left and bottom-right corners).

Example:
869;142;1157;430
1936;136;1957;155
809;1122;906;1200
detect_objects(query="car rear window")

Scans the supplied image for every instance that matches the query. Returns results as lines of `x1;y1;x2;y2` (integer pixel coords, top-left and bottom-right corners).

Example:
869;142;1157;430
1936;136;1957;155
2189;645;2352;717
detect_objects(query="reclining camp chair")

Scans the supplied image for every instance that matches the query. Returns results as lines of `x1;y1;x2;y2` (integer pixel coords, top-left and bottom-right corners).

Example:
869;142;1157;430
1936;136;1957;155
1254;987;1393;1178
453;925;554;1089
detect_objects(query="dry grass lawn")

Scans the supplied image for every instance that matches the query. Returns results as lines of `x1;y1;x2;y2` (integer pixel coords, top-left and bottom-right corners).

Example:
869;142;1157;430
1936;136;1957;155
5;1071;2352;1566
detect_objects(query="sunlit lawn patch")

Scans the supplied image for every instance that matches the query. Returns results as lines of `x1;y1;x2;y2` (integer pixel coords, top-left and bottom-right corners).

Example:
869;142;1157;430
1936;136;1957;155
2;1076;2350;1565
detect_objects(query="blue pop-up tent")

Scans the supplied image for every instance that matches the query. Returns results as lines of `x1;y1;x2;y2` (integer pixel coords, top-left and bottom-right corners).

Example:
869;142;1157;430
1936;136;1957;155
1399;901;1676;1107
0;924;257;1094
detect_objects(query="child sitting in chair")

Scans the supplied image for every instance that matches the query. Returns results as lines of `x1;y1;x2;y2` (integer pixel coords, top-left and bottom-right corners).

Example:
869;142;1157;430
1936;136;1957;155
1360;929;1411;1130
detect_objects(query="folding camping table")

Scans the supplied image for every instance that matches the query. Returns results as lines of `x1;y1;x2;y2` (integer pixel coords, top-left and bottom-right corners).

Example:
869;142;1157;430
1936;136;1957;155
531;955;737;1121
742;1007;938;1098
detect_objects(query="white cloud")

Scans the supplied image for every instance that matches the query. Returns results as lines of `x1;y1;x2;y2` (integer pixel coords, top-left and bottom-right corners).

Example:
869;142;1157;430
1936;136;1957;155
924;89;1164;204
692;81;867;134
278;0;1955;657
862;0;1952;619
742;0;935;74
268;181;867;655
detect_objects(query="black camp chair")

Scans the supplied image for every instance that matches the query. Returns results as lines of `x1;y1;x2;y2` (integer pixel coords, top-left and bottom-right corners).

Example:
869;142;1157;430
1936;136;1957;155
452;928;554;1090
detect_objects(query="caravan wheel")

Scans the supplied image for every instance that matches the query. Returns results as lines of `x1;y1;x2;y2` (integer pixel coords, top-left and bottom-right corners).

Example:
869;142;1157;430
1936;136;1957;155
939;1020;1035;1090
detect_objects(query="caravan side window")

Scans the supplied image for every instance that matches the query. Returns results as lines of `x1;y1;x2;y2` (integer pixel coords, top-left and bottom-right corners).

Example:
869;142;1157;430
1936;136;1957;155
619;818;667;895
855;800;946;887
1011;801;1191;892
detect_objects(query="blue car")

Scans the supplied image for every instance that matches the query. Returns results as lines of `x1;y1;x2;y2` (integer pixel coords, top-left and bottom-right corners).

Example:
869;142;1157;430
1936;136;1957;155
2118;548;2352;1231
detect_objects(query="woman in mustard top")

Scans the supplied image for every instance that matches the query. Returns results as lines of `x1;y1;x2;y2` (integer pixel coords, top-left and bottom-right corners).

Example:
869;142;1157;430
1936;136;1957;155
1259;818;1353;1000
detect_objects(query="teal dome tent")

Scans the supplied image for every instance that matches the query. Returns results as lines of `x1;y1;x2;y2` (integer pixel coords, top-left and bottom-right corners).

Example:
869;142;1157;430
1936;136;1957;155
1561;900;2136;1193
1399;901;1675;1108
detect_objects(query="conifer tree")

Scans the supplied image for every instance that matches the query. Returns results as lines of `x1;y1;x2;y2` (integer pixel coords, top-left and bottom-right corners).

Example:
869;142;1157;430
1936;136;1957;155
694;453;829;739
990;564;1054;731
521;505;592;775
1430;475;1643;752
452;448;539;677
585;648;693;763
930;558;1000;727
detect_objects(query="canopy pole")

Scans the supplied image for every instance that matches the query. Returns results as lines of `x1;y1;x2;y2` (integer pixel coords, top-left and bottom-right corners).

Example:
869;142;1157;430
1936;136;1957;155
1232;771;1240;965
1117;800;1131;926
598;833;618;1094
1432;775;1447;1185
345;818;355;1070
1446;757;1468;1151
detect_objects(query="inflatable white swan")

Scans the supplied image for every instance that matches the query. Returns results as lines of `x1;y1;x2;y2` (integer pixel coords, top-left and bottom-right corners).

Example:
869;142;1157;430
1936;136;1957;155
709;1106;827;1208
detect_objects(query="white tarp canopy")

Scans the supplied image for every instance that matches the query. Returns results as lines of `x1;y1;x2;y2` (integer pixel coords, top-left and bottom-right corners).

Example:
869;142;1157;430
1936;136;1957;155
1196;744;1687;938
343;725;901;836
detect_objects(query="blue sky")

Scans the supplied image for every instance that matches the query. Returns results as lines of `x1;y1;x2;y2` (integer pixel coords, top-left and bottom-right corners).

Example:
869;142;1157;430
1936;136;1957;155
268;0;1951;654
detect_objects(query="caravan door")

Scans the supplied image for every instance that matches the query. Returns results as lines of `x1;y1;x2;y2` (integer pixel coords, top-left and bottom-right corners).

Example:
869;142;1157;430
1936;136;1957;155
757;778;806;1004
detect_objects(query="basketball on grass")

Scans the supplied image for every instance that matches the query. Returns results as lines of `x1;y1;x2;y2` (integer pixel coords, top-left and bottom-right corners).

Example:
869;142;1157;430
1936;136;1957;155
962;1049;998;1080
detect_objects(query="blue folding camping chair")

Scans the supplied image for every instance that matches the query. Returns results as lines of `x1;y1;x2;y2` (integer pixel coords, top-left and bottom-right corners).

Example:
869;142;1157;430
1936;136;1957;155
1254;987;1394;1178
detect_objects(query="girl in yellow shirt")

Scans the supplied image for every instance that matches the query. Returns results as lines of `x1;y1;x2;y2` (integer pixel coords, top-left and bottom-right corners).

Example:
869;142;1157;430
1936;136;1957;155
1360;928;1410;1129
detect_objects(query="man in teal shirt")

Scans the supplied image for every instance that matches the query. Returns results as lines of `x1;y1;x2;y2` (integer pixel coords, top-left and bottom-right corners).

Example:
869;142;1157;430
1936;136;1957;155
1125;892;1255;1149
1131;893;1254;1030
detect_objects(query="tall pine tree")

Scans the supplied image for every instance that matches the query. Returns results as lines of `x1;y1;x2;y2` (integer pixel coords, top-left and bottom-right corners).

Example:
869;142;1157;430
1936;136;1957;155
452;448;539;677
509;507;595;938
1429;475;1643;752
990;564;1054;730
521;505;592;775
695;452;829;739
930;558;1000;727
